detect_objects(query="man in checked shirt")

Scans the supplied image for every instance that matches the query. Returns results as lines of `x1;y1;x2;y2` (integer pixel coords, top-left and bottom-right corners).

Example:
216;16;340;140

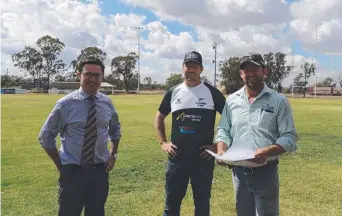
38;58;121;216
214;52;298;216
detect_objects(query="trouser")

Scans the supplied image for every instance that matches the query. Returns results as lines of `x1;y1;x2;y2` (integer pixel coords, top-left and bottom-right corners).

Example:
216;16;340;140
231;160;279;216
58;163;109;216
163;159;215;216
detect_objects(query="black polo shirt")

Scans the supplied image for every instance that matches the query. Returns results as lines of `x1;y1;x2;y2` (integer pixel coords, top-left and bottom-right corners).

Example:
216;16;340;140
158;82;226;163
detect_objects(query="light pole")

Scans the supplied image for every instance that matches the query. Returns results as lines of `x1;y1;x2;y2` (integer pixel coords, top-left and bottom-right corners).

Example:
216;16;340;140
314;2;318;99
291;32;295;99
135;26;143;94
314;25;318;99
212;42;218;87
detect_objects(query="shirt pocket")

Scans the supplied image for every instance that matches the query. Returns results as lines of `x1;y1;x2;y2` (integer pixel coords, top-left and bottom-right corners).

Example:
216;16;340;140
257;108;277;130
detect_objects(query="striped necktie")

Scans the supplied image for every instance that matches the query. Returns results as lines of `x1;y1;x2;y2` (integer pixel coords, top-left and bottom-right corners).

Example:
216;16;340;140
81;96;97;165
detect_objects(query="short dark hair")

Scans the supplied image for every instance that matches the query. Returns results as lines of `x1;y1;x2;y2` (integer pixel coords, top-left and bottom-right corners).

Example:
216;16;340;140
77;57;105;74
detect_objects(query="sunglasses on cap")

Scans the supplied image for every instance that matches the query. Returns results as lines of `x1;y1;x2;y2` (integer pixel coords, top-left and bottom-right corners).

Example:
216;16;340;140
240;54;266;68
241;54;263;62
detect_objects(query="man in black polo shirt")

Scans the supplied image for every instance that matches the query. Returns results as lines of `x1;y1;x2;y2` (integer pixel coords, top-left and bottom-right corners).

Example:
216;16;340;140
155;51;226;216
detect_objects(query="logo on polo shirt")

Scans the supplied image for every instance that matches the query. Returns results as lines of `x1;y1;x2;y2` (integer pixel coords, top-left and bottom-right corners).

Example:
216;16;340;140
176;112;201;122
179;126;195;134
175;98;181;104
196;97;206;107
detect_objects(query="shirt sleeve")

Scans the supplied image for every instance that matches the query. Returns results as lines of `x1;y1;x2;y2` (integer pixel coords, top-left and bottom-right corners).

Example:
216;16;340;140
215;100;233;148
158;90;172;116
109;103;121;141
213;90;226;114
38;101;64;149
275;97;298;153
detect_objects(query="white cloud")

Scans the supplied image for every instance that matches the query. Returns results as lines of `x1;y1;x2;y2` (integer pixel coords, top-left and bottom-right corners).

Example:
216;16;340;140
290;0;342;54
194;24;291;63
140;66;157;78
121;0;290;30
1;0;147;77
1;0;341;88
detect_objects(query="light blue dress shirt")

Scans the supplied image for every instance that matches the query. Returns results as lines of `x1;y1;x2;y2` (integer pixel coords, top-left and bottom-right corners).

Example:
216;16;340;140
38;88;121;165
215;84;297;159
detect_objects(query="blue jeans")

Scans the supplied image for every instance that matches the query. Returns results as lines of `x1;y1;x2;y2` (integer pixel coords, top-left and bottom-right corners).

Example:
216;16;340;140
163;160;214;216
231;161;279;216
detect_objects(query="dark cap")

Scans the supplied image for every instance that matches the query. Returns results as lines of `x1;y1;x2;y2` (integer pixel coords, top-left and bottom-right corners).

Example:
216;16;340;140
240;52;266;69
183;51;202;66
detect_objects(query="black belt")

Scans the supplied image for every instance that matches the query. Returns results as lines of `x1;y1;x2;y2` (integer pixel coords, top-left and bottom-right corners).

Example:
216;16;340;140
232;159;279;175
62;163;105;169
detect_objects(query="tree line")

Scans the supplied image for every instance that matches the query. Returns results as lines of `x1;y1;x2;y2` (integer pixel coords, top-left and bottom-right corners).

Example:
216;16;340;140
3;34;342;95
7;35;153;92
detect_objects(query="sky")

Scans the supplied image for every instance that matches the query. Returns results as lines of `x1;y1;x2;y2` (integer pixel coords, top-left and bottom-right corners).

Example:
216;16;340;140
1;0;342;87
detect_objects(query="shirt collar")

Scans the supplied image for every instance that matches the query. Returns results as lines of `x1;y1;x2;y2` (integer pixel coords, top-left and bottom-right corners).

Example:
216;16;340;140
78;87;100;100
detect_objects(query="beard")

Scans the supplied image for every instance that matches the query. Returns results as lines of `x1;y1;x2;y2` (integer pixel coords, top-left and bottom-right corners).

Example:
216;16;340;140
245;76;263;91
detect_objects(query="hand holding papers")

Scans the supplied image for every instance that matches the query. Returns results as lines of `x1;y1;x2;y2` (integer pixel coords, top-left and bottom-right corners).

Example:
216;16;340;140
206;138;267;167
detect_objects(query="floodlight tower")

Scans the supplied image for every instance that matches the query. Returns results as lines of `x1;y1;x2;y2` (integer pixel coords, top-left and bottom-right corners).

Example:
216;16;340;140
135;26;144;94
212;42;219;87
314;25;318;99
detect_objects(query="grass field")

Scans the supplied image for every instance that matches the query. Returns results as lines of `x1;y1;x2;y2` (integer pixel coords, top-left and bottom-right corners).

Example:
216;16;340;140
1;94;342;216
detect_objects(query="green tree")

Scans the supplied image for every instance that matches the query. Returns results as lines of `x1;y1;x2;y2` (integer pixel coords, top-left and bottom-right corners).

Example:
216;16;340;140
219;56;243;94
36;35;66;90
55;75;66;82
263;52;293;92
1;75;23;87
111;52;138;92
292;74;306;94
323;77;335;87
104;74;123;90
316;77;336;87
151;81;164;90
1;75;11;87
164;73;183;90
69;46;107;72
337;73;342;87
12;46;43;79
128;74;139;91
293;59;315;97
143;76;152;89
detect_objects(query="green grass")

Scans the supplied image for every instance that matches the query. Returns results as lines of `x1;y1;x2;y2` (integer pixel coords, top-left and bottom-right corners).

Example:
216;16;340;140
1;94;342;216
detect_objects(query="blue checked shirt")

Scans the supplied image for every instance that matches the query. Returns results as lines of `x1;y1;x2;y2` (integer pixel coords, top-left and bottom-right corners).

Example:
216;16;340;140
215;84;297;158
38;88;121;165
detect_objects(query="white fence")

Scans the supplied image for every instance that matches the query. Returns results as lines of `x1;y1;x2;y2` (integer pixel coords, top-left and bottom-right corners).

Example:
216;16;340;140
48;89;75;94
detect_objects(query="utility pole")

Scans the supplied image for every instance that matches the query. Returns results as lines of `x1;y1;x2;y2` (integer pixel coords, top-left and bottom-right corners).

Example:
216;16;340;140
134;26;143;94
314;25;318;99
314;2;318;99
291;32;295;99
212;42;218;87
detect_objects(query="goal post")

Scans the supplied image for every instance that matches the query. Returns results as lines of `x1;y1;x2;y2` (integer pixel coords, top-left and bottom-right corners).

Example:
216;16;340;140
291;85;306;99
